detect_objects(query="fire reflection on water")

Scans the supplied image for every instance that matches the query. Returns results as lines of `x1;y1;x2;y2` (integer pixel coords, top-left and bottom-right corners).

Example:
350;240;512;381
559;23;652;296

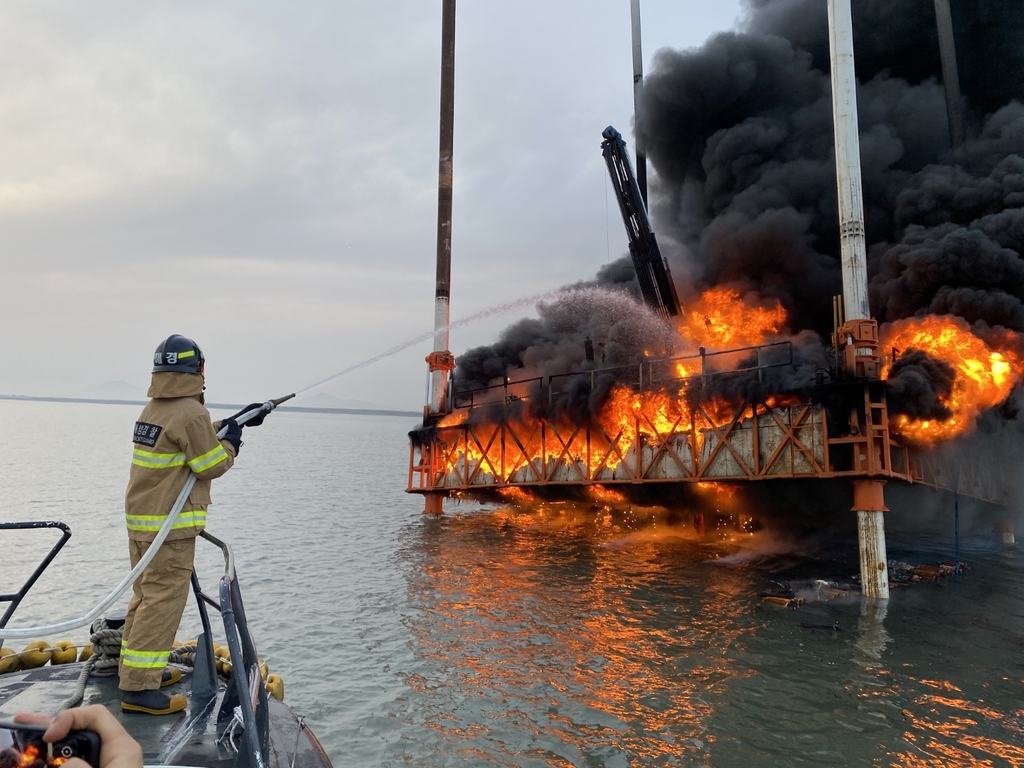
894;694;1024;766
400;506;754;764
394;504;1024;766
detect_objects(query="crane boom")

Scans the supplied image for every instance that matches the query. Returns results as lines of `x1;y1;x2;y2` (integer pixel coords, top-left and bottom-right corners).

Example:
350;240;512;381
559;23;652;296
601;125;681;318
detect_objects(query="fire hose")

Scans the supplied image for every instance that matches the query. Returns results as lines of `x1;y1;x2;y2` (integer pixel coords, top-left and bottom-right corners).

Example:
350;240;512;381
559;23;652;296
1;394;295;640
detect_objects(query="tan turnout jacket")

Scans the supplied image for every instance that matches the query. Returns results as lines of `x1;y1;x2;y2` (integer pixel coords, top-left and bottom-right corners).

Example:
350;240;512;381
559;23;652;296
124;372;236;542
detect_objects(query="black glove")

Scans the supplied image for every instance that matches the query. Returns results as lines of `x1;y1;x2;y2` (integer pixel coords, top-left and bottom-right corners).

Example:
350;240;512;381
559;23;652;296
220;418;243;454
230;402;268;427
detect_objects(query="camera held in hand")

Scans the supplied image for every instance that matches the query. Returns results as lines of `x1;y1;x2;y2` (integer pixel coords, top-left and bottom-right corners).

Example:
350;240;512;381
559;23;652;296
0;722;100;768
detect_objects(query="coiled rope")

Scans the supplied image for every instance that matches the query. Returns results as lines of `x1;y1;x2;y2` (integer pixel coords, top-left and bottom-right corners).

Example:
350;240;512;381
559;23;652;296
56;620;200;711
56;620;119;711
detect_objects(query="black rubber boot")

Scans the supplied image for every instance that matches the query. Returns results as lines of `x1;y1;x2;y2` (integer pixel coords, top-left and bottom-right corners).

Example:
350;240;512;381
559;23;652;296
121;689;187;715
161;667;182;687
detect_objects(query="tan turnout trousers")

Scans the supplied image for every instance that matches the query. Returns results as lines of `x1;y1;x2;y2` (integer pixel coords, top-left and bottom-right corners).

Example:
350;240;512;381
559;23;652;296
118;538;196;691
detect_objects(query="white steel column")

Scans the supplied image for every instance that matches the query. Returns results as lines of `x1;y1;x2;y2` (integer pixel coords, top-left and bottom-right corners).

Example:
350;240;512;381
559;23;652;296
422;0;458;515
827;0;870;322
630;0;647;207
829;0;888;598
852;480;889;599
856;509;890;599
427;0;457;419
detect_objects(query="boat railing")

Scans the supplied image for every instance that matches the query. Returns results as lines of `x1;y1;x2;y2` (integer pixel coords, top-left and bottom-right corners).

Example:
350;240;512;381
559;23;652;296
192;530;270;768
1;523;270;768
0;521;72;645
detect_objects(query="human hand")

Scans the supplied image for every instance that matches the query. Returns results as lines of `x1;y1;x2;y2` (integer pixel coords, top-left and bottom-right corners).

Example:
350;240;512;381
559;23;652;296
219;418;243;454
230;403;268;427
14;706;142;768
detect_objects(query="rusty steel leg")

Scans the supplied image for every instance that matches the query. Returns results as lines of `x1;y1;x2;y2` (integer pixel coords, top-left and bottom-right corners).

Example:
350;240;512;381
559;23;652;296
852;480;889;599
423;494;445;515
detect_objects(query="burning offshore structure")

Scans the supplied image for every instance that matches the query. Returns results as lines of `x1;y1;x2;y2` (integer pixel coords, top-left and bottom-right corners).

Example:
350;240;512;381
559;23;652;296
409;0;1024;598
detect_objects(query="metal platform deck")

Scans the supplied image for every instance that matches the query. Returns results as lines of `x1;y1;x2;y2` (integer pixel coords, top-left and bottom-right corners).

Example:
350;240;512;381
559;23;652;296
409;362;1004;508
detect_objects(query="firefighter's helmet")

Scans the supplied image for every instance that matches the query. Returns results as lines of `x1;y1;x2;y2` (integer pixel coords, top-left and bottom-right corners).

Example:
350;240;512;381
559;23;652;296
152;335;205;375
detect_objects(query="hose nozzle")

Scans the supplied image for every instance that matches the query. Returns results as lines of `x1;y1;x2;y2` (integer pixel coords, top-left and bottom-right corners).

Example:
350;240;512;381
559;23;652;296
229;393;296;430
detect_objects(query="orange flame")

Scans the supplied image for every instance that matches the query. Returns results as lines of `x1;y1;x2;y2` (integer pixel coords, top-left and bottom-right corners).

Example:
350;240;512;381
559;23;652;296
432;287;800;485
674;357;704;380
881;315;1023;444
594;386;692;471
497;486;534;504
588;485;627;503
677;287;787;350
693;482;740;510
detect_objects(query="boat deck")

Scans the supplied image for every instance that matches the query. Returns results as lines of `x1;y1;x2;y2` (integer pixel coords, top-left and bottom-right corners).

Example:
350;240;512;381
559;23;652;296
0;663;329;768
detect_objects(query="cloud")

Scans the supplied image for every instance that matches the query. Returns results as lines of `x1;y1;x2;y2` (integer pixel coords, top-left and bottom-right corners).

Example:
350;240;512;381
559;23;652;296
0;0;746;408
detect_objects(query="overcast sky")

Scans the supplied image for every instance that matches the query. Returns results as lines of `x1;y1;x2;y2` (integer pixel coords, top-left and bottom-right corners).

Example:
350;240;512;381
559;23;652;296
0;0;745;408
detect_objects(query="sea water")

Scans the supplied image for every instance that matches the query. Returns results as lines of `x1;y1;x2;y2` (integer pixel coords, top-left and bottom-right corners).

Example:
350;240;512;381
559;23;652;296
2;400;1023;766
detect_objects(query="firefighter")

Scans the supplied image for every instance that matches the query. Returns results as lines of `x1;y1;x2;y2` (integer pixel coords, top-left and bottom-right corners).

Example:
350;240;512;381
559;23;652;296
119;334;265;715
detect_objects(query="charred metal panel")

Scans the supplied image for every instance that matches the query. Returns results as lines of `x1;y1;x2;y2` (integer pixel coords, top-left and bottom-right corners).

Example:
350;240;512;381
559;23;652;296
701;421;754;478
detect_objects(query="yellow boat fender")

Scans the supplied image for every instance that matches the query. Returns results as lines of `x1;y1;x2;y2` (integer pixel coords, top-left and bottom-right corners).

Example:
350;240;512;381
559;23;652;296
0;647;20;675
78;642;93;662
265;674;284;702
258;660;269;683
20;641;52;670
50;640;78;665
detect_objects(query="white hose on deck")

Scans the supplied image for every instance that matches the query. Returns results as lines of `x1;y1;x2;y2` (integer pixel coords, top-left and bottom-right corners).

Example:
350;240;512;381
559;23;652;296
1;404;270;640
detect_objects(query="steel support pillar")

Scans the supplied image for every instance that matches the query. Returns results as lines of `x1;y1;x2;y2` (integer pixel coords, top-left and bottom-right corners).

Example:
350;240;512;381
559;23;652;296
853;480;889;599
827;0;870;323
428;0;457;417
629;0;647;207
423;494;445;515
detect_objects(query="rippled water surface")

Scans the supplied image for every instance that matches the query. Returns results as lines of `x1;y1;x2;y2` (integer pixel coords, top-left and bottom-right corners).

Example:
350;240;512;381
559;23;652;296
3;401;1024;766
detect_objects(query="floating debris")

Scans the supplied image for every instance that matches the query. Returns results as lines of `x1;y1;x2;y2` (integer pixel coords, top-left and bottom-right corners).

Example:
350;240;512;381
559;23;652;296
761;595;805;608
889;560;968;583
812;580;857;599
759;585;805;608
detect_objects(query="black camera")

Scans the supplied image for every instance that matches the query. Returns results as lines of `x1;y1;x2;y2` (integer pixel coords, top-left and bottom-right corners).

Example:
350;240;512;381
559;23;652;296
0;722;100;768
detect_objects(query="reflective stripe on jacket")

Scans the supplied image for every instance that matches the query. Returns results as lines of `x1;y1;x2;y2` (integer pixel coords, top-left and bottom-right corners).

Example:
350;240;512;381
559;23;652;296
124;372;236;542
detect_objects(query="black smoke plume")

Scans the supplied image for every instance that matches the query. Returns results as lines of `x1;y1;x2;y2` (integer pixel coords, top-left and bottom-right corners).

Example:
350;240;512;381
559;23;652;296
448;0;1024;433
884;348;956;421
641;0;1024;338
